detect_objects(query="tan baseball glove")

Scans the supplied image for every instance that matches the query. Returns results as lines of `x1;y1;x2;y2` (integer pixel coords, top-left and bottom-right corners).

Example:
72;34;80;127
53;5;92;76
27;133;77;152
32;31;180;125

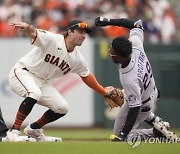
104;88;124;109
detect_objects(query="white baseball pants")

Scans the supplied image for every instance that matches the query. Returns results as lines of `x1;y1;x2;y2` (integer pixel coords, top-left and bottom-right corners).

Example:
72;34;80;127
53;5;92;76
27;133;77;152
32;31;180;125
9;67;69;114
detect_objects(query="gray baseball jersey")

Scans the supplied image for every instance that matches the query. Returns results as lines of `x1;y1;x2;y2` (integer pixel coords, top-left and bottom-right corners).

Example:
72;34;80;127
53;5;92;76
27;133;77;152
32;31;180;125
119;27;156;108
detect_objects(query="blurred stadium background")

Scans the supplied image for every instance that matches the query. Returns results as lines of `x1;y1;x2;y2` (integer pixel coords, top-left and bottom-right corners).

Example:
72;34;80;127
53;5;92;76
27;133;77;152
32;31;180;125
0;0;180;131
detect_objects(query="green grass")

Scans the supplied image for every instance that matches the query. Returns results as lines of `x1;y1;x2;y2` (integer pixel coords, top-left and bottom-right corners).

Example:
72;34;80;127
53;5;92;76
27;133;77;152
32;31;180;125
0;128;180;154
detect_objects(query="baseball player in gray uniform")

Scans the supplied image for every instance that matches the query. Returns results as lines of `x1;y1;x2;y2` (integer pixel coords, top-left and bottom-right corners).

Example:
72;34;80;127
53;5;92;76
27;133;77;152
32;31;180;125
95;17;173;141
6;19;113;142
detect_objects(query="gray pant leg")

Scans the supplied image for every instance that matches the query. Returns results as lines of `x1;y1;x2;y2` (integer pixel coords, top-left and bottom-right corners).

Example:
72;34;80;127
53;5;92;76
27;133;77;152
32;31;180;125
113;102;151;136
133;109;151;129
0;107;8;132
113;102;129;135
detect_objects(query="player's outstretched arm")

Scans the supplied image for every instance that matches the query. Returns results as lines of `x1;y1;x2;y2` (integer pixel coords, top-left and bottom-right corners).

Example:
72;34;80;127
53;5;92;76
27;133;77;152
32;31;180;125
81;72;114;96
95;17;143;30
10;22;37;40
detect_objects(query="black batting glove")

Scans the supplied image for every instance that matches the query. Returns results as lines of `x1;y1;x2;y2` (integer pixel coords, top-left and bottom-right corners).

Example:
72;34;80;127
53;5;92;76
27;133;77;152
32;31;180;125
95;17;111;27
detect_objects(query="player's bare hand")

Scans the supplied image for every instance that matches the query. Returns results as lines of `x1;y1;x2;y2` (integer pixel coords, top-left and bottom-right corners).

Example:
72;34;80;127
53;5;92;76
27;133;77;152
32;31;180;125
104;86;117;97
10;22;30;31
9;22;36;39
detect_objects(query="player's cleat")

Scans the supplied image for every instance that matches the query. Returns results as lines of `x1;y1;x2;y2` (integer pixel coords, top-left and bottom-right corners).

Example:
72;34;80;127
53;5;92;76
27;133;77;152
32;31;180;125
153;121;169;137
162;122;170;129
110;134;123;142
6;129;22;142
24;124;46;141
166;131;179;141
153;116;170;129
153;121;178;141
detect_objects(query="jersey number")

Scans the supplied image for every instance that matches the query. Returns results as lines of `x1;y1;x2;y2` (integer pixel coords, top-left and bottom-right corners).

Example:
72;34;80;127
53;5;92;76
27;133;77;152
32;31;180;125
143;62;152;90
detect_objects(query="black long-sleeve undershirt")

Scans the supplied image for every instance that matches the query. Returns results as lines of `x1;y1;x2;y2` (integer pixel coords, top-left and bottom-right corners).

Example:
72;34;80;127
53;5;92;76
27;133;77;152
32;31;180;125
108;18;136;29
121;106;140;136
107;18;144;31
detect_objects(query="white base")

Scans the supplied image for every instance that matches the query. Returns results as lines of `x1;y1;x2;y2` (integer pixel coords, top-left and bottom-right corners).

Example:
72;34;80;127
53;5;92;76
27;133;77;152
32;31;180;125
1;136;62;142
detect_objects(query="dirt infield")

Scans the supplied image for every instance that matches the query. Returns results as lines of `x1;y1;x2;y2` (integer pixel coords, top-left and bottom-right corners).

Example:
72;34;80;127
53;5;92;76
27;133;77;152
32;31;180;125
64;138;110;142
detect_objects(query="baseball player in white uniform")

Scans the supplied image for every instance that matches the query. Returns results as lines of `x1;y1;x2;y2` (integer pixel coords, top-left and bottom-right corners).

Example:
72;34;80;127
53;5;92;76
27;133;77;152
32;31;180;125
95;17;174;141
7;20;113;142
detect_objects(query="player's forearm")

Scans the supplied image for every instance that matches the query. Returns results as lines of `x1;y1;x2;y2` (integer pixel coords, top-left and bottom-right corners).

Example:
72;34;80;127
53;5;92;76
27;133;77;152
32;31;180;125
95;17;143;30
81;72;106;95
121;106;140;136
108;18;136;29
24;24;37;40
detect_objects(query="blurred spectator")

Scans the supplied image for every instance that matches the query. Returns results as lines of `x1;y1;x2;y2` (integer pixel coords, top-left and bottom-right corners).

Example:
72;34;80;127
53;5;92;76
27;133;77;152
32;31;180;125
0;0;22;37
160;7;177;44
95;0;129;39
0;19;16;37
149;0;177;44
0;0;23;22
142;2;160;43
0;0;178;43
35;12;57;32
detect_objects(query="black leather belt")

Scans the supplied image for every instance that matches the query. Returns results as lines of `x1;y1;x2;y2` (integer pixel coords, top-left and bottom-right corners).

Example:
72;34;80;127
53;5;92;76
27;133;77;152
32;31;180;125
142;97;151;104
142;88;160;104
22;67;29;71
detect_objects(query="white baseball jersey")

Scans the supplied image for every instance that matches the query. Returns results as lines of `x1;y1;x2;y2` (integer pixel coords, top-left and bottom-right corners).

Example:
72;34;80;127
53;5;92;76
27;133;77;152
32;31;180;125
119;27;156;108
15;29;90;80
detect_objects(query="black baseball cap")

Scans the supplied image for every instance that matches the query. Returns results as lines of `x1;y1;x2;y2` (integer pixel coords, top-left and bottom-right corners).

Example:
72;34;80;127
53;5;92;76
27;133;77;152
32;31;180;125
66;20;92;33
